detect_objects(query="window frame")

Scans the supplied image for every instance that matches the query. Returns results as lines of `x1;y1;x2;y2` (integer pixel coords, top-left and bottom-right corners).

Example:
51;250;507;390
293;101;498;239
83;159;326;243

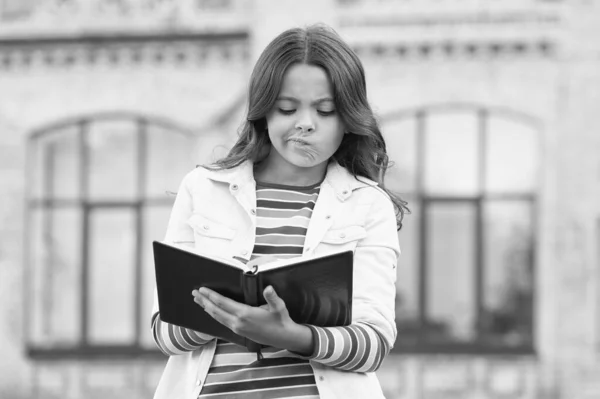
24;112;194;360
386;105;541;355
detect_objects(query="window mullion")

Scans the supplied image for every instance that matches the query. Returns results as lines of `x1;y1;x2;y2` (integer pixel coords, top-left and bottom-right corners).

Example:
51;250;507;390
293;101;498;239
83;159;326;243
475;200;484;341
416;111;427;338
41;142;57;339
79;121;90;346
475;109;487;341
134;119;148;346
419;198;428;340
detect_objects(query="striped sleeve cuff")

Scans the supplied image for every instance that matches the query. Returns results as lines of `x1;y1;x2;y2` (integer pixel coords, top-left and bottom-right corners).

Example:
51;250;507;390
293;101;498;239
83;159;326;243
306;322;389;372
151;312;214;356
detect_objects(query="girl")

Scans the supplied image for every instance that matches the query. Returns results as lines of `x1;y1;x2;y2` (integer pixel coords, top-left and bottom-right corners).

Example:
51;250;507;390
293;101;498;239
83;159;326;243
151;24;408;399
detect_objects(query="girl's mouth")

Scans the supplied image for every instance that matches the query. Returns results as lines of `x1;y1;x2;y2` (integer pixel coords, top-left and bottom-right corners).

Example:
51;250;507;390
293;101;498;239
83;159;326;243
287;137;310;146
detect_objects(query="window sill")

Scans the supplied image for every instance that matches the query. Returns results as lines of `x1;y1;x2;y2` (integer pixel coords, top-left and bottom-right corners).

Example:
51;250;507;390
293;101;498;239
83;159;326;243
26;345;166;361
391;340;536;356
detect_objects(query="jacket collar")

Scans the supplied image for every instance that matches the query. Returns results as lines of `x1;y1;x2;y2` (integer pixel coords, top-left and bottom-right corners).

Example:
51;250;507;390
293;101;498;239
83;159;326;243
200;161;255;191
201;160;378;200
323;162;378;201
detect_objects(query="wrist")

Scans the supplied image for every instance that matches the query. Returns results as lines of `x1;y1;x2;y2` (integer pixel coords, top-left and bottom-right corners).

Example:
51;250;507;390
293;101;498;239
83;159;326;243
281;322;314;356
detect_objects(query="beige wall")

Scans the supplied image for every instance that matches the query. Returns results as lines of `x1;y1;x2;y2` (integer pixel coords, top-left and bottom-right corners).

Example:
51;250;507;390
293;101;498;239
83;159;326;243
0;1;599;398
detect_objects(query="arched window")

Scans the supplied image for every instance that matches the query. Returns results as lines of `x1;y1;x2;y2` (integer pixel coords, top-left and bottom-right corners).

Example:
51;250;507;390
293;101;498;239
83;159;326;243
383;105;540;353
25;113;197;358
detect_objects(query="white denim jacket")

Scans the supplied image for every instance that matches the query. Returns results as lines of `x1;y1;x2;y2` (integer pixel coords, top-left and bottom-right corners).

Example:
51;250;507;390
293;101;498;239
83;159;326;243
152;160;401;399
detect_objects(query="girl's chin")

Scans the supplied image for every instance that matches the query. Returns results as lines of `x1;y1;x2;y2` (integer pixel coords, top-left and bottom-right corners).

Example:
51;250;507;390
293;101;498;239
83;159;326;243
287;159;319;169
280;155;322;169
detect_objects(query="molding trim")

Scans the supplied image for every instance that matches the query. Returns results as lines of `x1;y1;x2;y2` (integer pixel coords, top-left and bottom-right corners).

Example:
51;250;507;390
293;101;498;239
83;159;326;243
0;33;249;71
352;40;557;60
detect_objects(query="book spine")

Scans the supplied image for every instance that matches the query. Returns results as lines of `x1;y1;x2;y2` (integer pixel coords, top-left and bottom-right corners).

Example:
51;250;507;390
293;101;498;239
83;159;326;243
242;272;262;353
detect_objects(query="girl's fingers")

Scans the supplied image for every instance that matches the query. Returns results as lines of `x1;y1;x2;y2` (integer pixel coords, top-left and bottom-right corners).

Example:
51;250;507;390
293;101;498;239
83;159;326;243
263;286;287;314
199;287;247;315
202;296;236;328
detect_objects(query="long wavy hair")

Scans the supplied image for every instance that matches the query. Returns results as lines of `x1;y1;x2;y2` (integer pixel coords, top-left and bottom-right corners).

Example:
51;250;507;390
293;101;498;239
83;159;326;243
209;24;409;228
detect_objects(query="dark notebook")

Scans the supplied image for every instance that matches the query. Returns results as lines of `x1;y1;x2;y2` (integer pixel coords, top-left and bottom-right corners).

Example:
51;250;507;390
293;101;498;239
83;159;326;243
152;241;353;352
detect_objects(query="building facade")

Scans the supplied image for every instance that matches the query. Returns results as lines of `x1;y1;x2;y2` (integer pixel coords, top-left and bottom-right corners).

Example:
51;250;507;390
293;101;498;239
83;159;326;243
0;0;599;398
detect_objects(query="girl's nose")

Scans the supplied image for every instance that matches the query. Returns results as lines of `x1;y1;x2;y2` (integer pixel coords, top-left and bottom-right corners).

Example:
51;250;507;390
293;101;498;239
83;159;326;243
294;123;315;133
294;111;315;133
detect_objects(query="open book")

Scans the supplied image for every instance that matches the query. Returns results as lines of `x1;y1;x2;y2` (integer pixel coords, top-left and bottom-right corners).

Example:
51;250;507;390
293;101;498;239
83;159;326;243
152;241;353;352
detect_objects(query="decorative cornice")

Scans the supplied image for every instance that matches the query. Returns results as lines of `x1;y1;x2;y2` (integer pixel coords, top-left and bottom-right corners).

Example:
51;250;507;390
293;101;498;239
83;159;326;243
352;39;556;60
0;37;555;72
0;33;249;71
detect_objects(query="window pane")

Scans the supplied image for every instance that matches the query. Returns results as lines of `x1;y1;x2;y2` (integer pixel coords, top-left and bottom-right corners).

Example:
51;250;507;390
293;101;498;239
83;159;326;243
486;117;539;193
88;121;138;200
146;124;196;197
426;203;476;341
88;208;136;343
395;198;420;337
30;207;82;346
382;117;417;193
424;113;479;196
31;127;80;200
482;201;534;345
139;205;173;348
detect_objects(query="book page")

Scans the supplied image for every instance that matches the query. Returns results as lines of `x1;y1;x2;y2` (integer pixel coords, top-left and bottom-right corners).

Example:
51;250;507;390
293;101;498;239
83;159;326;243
164;241;248;270
254;251;348;273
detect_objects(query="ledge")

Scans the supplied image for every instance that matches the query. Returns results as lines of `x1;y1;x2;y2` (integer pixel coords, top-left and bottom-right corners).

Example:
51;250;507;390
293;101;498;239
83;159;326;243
392;340;536;356
27;345;167;361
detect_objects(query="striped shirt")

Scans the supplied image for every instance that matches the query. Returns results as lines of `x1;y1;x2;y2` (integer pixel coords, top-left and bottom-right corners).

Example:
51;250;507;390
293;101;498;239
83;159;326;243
151;180;389;398
251;180;319;259
201;180;321;398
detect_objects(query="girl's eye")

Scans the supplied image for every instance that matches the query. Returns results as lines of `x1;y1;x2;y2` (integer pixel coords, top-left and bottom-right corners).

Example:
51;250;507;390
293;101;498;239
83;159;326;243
318;110;336;116
278;109;295;115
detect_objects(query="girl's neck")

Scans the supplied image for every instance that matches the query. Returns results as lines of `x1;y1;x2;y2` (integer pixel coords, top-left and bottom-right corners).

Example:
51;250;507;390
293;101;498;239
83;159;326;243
254;157;328;187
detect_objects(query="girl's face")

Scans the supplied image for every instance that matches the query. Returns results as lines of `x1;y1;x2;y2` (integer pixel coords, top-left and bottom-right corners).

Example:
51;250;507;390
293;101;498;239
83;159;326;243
264;63;345;178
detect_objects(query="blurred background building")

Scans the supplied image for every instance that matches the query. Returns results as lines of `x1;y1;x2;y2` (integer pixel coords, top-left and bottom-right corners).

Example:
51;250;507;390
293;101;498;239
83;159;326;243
0;0;599;398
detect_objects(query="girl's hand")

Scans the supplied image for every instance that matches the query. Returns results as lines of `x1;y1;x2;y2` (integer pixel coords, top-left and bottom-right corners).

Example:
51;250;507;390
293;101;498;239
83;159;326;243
191;286;313;354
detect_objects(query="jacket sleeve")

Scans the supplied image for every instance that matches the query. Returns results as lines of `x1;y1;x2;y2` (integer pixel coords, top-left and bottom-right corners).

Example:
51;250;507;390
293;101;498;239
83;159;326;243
303;322;390;372
303;189;399;371
350;189;400;350
150;170;216;355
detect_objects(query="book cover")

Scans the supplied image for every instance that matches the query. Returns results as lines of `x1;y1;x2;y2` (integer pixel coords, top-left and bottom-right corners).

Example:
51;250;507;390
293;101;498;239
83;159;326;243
153;241;353;351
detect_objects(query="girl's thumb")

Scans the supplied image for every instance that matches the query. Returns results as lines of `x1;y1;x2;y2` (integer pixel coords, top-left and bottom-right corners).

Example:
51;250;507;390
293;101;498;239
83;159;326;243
264;286;284;311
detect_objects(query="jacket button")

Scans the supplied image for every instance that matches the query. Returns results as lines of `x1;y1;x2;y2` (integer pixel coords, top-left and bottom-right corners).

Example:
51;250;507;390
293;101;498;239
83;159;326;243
196;378;202;386
203;225;210;230
342;190;348;195
339;232;346;238
231;184;239;191
251;209;256;215
325;215;331;220
241;250;248;256
319;376;325;381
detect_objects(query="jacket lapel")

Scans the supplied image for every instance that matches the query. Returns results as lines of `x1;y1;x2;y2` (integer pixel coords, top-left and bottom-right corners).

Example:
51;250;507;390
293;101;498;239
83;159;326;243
202;162;257;225
304;162;378;255
303;180;339;255
200;161;379;256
